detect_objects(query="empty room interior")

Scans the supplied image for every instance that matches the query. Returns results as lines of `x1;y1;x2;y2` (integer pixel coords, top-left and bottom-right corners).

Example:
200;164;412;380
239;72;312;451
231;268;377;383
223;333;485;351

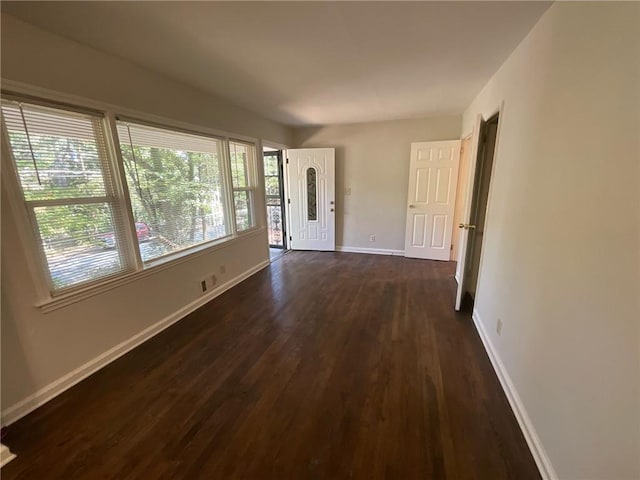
0;2;638;479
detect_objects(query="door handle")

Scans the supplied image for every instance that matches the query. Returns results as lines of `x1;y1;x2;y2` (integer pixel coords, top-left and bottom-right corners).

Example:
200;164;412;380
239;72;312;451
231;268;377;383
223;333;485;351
409;204;416;209
458;223;477;229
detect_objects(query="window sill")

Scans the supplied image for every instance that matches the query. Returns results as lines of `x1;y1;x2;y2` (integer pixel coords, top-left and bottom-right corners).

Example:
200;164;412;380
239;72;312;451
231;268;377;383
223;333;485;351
35;227;266;313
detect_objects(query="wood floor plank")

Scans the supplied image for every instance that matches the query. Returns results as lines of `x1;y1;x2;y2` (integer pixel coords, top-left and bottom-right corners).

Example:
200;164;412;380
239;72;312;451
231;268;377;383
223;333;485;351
2;251;541;479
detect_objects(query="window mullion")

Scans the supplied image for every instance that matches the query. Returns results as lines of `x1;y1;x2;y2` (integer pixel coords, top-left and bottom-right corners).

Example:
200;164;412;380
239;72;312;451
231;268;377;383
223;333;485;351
104;113;143;270
253;140;267;230
247;190;255;230
222;138;238;236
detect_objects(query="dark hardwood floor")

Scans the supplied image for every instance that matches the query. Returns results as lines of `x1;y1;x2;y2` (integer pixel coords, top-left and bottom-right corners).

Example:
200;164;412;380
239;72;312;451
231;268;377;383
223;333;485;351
2;252;540;479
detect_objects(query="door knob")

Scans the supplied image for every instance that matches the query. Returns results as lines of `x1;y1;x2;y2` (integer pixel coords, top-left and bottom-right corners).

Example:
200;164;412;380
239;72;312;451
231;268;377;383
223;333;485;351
458;223;477;229
330;201;335;205
409;204;416;209
330;208;334;212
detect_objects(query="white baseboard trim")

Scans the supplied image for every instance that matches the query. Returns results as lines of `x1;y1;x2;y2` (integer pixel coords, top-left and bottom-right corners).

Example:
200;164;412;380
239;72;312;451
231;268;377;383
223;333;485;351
336;246;405;256
471;309;557;480
0;444;16;468
1;259;271;427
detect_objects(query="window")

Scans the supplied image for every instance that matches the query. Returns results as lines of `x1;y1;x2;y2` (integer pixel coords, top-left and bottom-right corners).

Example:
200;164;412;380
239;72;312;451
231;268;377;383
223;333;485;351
306;167;317;221
117;121;228;263
2;93;262;301
229;141;257;232
1;100;130;293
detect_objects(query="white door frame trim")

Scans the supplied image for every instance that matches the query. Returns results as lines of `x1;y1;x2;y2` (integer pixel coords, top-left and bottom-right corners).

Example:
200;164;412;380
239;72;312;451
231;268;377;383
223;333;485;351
455;101;504;309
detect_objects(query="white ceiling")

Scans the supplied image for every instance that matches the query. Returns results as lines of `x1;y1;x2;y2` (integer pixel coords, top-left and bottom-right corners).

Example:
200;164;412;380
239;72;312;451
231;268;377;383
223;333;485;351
2;1;550;126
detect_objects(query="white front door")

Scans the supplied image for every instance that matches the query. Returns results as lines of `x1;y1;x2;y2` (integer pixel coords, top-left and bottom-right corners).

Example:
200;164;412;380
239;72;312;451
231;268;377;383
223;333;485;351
287;148;335;251
404;140;461;260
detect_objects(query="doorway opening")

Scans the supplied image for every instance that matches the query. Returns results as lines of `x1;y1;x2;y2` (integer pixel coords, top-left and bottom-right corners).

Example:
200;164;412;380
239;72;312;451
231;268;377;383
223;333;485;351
458;113;500;311
263;147;287;261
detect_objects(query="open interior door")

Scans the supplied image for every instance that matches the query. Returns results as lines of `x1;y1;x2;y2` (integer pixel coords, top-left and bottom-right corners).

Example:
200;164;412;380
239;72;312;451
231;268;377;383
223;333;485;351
286;148;335;251
404;140;461;260
455;116;483;310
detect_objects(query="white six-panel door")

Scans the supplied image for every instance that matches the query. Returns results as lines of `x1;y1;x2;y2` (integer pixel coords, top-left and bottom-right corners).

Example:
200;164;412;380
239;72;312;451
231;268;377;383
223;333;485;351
455;115;483;309
287;148;335;251
404;141;461;260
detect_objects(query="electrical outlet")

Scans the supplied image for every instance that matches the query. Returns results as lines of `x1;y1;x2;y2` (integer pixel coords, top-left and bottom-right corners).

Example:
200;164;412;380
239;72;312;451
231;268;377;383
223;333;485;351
219;265;226;274
344;187;352;196
496;318;503;336
201;275;218;294
369;234;376;242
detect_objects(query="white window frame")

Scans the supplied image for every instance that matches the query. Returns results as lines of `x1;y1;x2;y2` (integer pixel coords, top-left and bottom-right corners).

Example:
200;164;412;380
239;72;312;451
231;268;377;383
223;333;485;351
1;98;139;295
1;86;266;312
114;117;237;265
228;139;259;232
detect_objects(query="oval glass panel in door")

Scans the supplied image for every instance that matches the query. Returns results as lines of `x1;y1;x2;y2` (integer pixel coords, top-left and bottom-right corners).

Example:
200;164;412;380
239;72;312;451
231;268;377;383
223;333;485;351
307;167;317;221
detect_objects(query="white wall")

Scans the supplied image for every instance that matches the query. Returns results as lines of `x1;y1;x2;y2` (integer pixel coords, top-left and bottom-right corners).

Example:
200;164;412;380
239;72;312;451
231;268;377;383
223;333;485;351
462;3;639;479
293;117;461;252
1;15;292;416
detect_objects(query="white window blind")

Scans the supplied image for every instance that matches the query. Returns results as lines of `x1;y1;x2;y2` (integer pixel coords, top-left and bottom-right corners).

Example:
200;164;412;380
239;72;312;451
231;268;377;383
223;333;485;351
1;100;131;293
116;121;228;263
229;141;256;232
